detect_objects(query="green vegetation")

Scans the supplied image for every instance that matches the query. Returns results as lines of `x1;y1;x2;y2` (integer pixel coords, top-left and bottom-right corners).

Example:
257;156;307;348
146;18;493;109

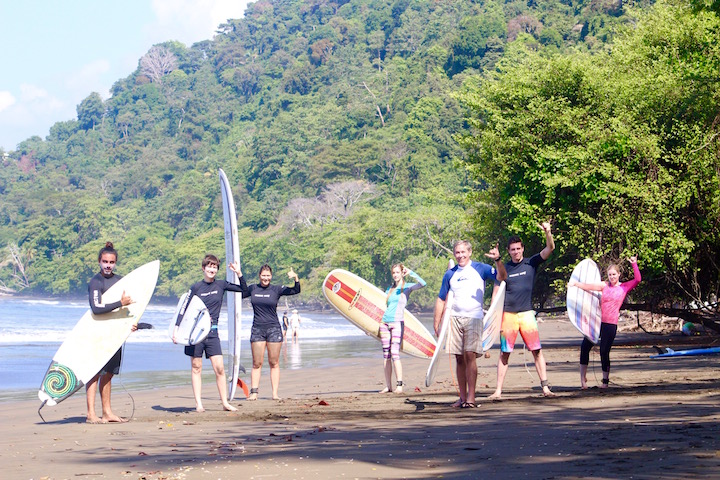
2;0;718;315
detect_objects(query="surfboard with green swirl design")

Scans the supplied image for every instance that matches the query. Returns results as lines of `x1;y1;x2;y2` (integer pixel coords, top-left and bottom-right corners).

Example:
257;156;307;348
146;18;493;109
38;260;160;407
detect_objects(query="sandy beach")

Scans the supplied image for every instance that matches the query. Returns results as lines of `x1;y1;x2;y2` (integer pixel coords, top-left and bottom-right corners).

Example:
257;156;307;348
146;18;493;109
2;317;719;480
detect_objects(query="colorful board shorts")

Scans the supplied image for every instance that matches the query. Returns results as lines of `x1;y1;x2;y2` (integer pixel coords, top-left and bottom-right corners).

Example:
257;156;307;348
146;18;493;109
448;316;483;355
500;311;542;353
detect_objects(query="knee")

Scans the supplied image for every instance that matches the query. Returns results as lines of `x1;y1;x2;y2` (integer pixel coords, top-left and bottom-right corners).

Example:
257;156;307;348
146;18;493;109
191;364;202;375
252;360;263;369
268;359;279;368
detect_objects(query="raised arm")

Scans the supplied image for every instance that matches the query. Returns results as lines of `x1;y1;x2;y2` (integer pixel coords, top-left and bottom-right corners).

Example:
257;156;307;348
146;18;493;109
622;256;641;292
403;268;427;293
539;222;555;260
484;244;507;281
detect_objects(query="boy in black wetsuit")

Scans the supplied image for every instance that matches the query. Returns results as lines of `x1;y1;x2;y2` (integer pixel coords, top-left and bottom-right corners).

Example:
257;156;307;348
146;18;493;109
173;254;244;412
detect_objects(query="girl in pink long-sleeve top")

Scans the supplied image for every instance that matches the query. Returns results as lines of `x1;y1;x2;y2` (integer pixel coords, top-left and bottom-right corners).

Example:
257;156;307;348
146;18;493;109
568;256;641;389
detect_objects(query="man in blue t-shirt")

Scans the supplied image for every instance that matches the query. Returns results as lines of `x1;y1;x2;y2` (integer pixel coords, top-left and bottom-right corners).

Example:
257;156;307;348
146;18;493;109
489;222;555;399
434;240;507;408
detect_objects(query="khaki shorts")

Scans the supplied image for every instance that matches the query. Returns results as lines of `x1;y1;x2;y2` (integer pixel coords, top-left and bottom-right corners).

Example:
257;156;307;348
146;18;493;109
448;316;483;355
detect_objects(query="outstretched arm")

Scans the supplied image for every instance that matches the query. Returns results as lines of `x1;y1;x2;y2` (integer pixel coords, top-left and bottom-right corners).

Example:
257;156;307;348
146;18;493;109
568;280;605;292
539;222;555;260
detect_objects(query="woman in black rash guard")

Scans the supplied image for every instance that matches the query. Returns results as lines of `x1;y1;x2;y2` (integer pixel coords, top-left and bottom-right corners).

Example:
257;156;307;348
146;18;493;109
240;264;300;401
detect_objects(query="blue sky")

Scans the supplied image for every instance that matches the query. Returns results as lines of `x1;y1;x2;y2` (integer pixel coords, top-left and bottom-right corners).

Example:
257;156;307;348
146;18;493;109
0;0;252;151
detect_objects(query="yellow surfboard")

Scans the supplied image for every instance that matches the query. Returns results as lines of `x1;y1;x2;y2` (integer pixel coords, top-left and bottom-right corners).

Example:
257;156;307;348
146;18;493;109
323;269;436;359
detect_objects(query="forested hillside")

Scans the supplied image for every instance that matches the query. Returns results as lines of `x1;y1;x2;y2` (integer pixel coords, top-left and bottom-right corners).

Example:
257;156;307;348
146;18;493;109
2;0;717;317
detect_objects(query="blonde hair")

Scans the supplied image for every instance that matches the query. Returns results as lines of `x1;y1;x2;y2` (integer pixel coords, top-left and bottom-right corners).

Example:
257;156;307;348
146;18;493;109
387;263;406;305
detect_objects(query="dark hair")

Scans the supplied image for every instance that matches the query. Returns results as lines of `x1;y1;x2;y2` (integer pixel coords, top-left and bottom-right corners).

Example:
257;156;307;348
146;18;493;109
507;235;523;249
259;264;273;276
98;242;118;262
202;254;221;268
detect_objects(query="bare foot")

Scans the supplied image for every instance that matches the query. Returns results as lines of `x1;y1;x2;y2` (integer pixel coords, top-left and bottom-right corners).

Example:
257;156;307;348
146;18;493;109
487;393;502;401
542;387;556;397
394;386;403;394
450;399;464;408
378;387;390;394
272;397;283;402
103;414;128;423
600;383;609;389
86;416;106;424
195;406;205;412
248;393;258;401
223;404;238;412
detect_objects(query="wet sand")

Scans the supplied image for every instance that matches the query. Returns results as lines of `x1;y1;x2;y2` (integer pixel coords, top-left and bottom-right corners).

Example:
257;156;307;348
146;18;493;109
2;318;718;479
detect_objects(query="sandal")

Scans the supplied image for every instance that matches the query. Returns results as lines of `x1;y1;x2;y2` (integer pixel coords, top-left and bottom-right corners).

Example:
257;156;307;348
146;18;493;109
461;402;477;409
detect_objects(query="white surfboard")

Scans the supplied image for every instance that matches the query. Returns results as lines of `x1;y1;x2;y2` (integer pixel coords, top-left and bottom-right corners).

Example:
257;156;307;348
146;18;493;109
425;290;453;387
168;292;211;346
567;258;602;344
219;168;243;400
482;281;506;352
38;260;160;407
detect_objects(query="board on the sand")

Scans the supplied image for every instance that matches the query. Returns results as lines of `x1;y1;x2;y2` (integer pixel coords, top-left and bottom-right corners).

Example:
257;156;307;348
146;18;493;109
650;346;720;359
219;168;244;400
482;281;506;352
323;269;436;359
567;258;602;344
168;292;211;346
425;291;453;386
38;260;160;406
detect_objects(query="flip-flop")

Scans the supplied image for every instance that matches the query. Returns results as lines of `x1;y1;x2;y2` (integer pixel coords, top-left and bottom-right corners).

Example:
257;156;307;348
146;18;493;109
461;402;477;409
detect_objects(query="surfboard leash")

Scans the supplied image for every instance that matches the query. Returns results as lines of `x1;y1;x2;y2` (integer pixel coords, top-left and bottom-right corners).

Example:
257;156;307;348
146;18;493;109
117;343;137;421
37;399;48;423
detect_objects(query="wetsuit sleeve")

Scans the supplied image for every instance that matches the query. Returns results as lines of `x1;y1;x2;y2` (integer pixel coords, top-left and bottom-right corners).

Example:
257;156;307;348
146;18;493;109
281;280;301;296
224;275;248;293
404;270;427;294
175;288;193;326
622;262;642;294
88;277;122;315
232;275;250;298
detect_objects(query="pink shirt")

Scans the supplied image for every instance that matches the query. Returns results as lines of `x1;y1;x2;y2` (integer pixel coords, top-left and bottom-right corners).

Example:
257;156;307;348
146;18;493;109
600;262;641;325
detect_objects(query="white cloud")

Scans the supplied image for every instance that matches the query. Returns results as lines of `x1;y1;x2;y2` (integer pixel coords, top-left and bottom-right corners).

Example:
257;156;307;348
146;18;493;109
0;91;16;113
65;59;112;95
148;0;250;46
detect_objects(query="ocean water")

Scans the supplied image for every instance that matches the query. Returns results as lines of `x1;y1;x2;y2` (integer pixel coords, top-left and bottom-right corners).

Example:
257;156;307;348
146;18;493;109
0;297;417;402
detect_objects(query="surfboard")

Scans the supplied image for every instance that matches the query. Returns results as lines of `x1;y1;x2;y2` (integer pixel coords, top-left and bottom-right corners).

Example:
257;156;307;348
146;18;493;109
38;260;160;407
323;269;437;359
168;292;211;346
219;168;243;400
650;346;720;359
425;291;453;386
482;281;506;352
567;258;602;344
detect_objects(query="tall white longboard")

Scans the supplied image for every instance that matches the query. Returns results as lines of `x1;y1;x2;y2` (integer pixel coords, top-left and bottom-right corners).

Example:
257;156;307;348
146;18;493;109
38;260;160;406
219;168;244;400
567;258;602;343
168;292;211;346
425;291;453;387
481;281;506;352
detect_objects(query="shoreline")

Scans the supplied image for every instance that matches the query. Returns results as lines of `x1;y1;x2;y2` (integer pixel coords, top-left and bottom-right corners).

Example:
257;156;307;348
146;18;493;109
3;319;719;479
